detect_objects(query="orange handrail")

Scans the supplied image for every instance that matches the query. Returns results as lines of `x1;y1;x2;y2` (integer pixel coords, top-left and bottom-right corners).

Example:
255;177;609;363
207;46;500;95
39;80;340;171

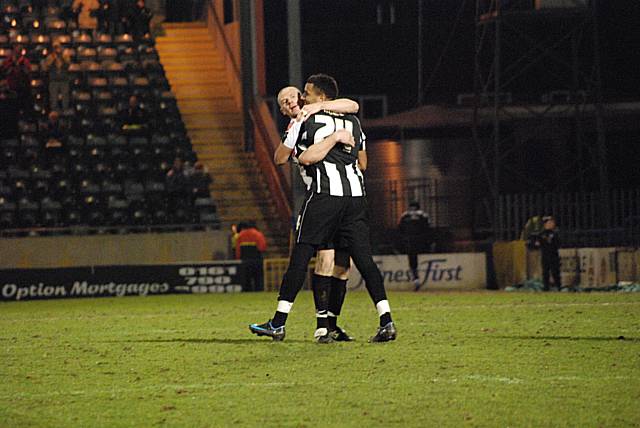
205;0;292;222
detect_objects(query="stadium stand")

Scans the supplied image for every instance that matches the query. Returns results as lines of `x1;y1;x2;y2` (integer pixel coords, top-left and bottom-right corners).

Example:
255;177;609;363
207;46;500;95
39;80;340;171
0;3;219;236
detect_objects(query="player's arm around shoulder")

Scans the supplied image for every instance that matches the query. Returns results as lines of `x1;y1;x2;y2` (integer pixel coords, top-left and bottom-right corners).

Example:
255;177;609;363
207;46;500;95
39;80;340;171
274;144;293;165
297;98;359;121
358;150;367;171
298;129;355;166
274;119;302;165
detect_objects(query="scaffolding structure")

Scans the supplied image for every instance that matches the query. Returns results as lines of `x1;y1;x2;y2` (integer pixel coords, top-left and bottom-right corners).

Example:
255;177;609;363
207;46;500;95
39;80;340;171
472;0;608;237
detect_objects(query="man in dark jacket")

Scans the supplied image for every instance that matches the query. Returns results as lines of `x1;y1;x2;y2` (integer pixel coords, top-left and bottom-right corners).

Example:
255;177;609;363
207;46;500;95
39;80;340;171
535;216;561;291
399;201;431;291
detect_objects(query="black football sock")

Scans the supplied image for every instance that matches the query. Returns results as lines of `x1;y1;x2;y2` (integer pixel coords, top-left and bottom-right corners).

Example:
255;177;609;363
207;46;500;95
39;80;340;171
380;312;392;326
312;274;331;330
272;243;316;328
272;311;288;328
328;315;337;331
329;277;347;330
376;299;393;326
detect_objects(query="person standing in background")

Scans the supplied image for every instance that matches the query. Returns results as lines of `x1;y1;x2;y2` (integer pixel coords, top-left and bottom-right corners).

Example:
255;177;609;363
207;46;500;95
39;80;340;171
536;216;561;291
235;222;267;292
0;46;31;117
399;201;431;291
42;43;72;112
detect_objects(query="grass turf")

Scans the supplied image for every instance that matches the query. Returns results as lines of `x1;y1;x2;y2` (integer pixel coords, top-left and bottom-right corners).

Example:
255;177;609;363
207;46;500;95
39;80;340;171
1;291;639;427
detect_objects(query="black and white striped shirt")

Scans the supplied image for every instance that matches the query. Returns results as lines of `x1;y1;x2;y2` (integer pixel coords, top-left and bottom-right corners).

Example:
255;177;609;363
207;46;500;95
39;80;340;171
289;111;367;197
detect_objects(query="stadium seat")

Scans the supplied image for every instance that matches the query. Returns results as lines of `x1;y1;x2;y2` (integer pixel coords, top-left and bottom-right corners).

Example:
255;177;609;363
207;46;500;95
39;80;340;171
32;178;49;200
0;198;16;229
31;166;51;181
0;184;12;200
96;33;112;45
73;32;92;45
86;134;106;147
107;197;129;225
17;197;39;228
124;181;144;202
172;207;191;224
97;46;117;61
92;162;111;181
65;209;83;226
130;208;148;225
79;179;101;197
115;34;134;44
53;34;71;45
199;212;220;225
194;197;216;213
40;197;62;227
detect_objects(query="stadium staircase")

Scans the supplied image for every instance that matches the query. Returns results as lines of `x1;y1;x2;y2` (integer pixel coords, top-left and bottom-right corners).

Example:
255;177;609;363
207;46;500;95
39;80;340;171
156;23;289;257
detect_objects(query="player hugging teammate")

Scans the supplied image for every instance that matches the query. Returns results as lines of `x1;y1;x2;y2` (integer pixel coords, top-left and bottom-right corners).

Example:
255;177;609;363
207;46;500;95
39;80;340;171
250;74;396;343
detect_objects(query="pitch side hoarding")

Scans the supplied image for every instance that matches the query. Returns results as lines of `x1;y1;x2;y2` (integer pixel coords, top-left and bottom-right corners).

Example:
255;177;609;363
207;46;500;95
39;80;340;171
0;262;245;302
347;253;488;291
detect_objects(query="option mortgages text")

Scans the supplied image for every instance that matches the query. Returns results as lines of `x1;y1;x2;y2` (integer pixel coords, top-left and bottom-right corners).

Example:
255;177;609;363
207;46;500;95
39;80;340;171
0;262;245;302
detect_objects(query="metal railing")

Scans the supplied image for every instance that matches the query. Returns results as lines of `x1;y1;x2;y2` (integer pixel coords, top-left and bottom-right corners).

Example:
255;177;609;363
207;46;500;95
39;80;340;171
264;257;316;292
0;222;220;238
366;177;473;229
496;189;640;245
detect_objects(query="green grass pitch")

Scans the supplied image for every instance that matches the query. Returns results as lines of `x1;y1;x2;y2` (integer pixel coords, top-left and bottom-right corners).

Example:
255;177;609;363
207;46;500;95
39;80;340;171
1;291;639;427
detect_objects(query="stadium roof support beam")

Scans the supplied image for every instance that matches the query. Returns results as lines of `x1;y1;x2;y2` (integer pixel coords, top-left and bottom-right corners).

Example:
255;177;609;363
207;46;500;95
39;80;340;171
240;0;256;152
287;0;302;89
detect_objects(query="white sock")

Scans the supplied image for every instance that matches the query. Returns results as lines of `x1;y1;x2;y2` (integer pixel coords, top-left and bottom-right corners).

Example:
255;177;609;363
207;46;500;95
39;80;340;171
376;300;391;316
277;300;293;313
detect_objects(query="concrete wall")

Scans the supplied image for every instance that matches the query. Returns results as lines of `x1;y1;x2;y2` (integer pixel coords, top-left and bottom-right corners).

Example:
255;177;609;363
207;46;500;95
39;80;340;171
0;231;230;269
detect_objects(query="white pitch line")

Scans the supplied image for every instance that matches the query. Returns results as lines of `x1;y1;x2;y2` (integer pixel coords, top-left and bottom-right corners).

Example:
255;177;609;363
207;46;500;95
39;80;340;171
2;375;633;401
0;382;302;400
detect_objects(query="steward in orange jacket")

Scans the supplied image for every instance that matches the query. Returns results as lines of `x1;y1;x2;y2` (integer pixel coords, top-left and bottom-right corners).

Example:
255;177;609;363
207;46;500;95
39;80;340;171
235;222;267;291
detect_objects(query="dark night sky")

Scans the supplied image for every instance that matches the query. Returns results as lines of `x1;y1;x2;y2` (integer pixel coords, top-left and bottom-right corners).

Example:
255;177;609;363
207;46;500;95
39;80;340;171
264;0;640;114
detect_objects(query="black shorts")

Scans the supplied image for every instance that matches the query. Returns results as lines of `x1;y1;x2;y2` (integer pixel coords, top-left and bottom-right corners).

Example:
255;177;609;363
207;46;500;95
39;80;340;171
296;192;370;250
296;192;342;246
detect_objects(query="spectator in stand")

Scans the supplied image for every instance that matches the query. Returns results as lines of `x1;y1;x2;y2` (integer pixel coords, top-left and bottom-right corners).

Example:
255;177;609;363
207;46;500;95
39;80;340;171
0;77;18;138
42;42;72;112
189;161;212;199
183;159;194;177
166;157;186;181
399;201;431;291
107;0;121;35
0;46;32;117
120;94;147;135
62;1;84;29
32;0;47;18
166;157;188;204
90;0;109;33
90;0;125;34
43;110;66;144
235;221;267;292
60;0;73;24
129;0;153;40
42;110;67;162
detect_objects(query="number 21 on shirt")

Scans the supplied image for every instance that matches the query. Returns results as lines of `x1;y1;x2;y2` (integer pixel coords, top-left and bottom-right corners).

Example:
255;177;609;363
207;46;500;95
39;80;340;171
313;114;354;144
